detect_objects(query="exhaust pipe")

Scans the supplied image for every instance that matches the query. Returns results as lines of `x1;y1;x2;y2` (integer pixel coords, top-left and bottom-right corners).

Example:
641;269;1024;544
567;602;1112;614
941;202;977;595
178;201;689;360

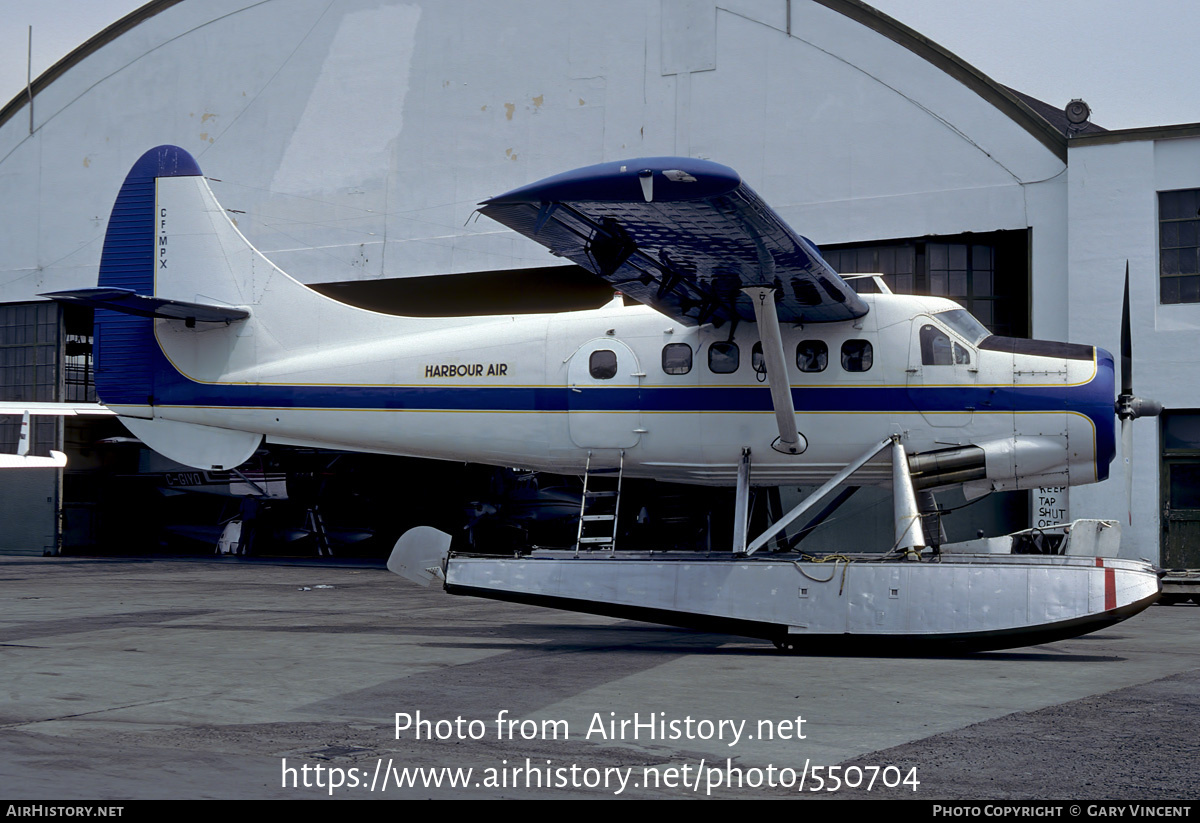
908;445;987;490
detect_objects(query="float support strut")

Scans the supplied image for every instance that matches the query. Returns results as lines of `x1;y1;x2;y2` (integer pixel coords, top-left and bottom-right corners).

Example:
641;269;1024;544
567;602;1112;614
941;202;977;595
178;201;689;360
744;437;892;556
892;437;926;553
733;448;751;554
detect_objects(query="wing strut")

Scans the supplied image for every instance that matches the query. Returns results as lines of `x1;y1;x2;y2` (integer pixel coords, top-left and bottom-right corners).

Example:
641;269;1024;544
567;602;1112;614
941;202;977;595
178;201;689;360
743;287;807;455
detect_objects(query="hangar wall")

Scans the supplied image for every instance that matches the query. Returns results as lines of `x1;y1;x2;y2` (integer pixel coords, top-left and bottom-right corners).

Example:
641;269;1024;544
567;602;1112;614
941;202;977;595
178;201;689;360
0;0;1064;307
1066;129;1200;565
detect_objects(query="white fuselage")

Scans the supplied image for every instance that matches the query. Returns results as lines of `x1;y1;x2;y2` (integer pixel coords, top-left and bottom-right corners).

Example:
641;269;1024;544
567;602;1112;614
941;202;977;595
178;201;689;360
125;290;1111;491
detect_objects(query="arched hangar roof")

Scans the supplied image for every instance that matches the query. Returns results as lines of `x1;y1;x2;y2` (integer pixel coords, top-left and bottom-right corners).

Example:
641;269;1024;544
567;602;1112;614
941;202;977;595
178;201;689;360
0;0;1071;302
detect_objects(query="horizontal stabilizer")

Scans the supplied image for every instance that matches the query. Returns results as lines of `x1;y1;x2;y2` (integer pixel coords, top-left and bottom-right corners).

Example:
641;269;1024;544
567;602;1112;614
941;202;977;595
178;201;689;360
42;288;249;324
0;402;114;416
0;451;67;470
0;451;67;468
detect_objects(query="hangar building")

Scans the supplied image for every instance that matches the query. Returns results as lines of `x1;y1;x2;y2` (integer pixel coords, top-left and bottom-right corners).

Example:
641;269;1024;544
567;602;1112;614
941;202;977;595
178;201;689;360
0;0;1196;568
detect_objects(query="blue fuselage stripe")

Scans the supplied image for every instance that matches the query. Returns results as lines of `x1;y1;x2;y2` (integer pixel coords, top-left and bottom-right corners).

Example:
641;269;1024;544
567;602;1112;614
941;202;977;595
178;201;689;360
125;354;1116;481
145;381;1101;415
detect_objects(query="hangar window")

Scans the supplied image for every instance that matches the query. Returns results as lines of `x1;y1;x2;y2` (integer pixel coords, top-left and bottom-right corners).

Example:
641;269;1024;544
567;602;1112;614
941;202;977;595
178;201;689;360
589;350;618;379
1159;189;1200;304
662;343;692;375
1165;413;1200;451
841;340;873;372
824;235;1024;336
0;302;60;456
796;340;828;372
708;342;739;374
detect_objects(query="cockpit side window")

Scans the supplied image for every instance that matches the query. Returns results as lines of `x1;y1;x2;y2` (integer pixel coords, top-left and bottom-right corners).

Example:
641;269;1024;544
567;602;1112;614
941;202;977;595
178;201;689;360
920;324;953;365
920;324;971;366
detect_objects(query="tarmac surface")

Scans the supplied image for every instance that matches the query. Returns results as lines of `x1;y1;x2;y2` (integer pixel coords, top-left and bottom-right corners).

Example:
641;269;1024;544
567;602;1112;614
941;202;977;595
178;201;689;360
1;555;1198;800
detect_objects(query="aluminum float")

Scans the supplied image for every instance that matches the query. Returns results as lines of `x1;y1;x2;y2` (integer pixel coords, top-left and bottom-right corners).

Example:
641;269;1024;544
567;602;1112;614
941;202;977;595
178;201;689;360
389;438;1160;653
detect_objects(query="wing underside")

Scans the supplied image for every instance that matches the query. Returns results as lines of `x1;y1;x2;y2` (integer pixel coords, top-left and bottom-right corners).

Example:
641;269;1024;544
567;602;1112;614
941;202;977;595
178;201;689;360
480;157;868;327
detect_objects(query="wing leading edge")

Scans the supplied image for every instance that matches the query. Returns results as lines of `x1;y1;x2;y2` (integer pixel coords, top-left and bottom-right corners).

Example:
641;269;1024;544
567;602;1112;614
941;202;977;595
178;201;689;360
480;157;868;327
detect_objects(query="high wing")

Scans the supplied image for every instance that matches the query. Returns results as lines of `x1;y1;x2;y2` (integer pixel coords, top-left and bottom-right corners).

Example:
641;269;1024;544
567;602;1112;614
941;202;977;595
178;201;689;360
479;157;868;327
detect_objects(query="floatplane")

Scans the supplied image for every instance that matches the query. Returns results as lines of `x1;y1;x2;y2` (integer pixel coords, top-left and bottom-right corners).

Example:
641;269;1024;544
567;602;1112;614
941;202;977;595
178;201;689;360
7;145;1165;651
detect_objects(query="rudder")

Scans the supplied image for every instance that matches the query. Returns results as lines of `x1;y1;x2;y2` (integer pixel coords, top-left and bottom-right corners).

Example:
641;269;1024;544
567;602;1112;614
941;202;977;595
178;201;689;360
94;145;202;410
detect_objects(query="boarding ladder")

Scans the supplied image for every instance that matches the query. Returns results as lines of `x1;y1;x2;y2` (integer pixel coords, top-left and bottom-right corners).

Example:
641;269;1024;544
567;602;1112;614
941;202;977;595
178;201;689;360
575;450;624;554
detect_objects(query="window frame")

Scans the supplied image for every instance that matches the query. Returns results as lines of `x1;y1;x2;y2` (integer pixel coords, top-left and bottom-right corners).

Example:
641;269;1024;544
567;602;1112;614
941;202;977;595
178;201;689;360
707;341;740;374
661;342;693;375
588;349;618;380
840;339;873;373
795;340;829;373
1159;188;1200;304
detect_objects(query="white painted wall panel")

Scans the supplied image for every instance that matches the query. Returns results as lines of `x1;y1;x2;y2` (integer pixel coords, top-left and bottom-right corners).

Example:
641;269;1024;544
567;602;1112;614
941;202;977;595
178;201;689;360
1066;136;1200;562
1025;176;1069;341
0;0;1062;303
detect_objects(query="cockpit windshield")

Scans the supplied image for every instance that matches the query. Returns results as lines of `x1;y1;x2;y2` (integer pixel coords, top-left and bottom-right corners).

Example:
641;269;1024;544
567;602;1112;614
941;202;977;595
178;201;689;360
934;308;991;346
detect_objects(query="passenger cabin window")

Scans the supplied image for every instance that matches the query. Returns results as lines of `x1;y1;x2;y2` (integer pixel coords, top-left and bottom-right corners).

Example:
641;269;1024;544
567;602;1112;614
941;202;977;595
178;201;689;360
751;342;765;376
589;349;618;379
920;324;970;365
841;340;873;372
662;343;692;375
796;340;828;372
708;341;739;374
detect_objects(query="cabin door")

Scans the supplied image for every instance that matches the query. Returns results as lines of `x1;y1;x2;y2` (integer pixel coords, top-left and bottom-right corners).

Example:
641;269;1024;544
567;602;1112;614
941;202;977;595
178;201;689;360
907;317;977;428
567;339;643;449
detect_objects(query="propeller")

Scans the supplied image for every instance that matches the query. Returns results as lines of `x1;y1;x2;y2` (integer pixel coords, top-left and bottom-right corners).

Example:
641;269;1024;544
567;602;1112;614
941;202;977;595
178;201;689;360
1115;262;1163;524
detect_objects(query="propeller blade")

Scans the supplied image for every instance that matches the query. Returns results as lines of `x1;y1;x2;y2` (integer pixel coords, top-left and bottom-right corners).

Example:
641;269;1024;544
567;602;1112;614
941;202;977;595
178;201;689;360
1121;261;1132;396
1123;417;1133;526
1121;266;1133;524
